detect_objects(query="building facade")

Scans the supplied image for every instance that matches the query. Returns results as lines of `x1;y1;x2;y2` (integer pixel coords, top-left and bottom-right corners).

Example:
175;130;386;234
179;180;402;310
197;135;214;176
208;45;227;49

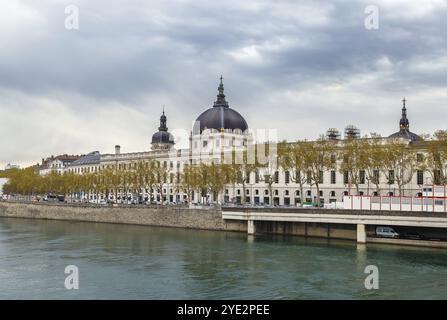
39;155;81;175
55;78;433;205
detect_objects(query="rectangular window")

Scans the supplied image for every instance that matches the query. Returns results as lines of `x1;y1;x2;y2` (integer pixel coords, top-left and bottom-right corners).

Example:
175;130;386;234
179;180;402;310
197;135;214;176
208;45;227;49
343;171;349;184
417;170;424;185
274;171;279;184
388;170;395;184
373;170;380;184
330;170;336;184
285;171;290;184
359;170;365;184
306;171;311;184
255;171;260;183
319;171;323;184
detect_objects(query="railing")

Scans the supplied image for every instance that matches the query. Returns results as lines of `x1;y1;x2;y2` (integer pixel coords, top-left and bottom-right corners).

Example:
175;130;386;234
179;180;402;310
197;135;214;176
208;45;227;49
344;195;447;212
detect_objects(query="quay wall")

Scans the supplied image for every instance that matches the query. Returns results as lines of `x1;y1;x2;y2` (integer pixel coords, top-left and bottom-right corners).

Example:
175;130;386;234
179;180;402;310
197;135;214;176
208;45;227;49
0;202;246;232
0;202;356;239
2;202;446;247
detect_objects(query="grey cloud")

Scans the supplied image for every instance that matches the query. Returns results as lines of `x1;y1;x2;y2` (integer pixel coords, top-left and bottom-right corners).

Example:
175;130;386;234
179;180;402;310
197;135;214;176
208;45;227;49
1;0;447;167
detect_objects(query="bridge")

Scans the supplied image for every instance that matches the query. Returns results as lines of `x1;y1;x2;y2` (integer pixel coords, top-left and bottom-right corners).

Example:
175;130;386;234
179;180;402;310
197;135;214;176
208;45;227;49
221;207;447;243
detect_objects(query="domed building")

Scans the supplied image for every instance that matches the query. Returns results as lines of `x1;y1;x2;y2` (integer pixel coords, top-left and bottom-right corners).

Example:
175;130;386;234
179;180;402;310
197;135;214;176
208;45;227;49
151;109;175;151
388;98;422;142
190;77;253;161
194;76;248;134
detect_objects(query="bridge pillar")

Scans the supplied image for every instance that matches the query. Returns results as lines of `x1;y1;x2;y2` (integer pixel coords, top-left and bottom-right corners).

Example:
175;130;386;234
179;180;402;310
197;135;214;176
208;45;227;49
247;220;255;235
357;224;366;243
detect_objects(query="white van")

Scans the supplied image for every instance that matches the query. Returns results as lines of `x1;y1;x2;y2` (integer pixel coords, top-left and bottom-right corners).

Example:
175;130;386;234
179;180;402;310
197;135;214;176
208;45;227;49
376;226;399;238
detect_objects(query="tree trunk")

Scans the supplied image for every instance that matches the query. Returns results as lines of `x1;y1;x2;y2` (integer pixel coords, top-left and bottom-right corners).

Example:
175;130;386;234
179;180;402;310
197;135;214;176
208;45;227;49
315;183;320;206
299;183;304;207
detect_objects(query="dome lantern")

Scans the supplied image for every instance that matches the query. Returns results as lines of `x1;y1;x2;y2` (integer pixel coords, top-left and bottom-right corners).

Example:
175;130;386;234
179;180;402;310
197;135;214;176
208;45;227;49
151;108;175;150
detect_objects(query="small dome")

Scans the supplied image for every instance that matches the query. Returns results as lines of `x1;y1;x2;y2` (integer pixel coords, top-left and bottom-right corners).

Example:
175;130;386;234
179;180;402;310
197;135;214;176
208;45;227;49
151;131;174;144
194;76;248;133
389;130;421;141
388;98;421;142
151;110;175;147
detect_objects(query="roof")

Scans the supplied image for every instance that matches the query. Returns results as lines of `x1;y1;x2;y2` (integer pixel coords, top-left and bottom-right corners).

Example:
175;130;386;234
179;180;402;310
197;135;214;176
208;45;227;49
40;154;82;169
195;106;248;133
388;129;422;142
69;151;101;166
152;131;175;144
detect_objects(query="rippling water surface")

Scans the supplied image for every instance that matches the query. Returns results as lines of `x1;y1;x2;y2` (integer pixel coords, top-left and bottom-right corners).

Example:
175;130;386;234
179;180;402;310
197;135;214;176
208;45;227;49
0;217;446;299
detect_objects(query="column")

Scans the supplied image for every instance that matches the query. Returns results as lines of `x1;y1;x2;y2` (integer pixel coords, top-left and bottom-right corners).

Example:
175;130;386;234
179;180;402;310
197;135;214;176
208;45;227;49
247;220;255;235
357;224;366;244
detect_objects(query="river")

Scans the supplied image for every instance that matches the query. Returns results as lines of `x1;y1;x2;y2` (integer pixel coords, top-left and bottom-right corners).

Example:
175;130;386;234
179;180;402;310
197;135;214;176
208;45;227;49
0;217;446;299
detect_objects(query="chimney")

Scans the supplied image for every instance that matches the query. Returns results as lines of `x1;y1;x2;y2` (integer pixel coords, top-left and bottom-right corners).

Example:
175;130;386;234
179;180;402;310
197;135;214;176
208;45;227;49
115;145;121;155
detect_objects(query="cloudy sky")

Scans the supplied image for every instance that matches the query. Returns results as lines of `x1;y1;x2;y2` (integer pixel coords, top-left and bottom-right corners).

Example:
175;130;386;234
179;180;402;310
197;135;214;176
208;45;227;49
1;0;447;168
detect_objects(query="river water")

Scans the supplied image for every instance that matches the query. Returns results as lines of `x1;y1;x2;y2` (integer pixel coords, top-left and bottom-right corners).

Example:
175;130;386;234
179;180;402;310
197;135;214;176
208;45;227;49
0;217;446;299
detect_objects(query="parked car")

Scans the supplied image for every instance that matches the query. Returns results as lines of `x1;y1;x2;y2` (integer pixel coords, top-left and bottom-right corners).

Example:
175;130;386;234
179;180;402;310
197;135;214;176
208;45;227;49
404;232;426;240
376;226;400;238
43;194;62;202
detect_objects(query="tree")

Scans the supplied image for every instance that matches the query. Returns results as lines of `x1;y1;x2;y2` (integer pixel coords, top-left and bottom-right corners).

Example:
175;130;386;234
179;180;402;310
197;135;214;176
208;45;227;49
338;138;369;195
425;130;447;185
179;164;199;204
204;163;227;204
152;160;168;203
230;149;265;205
303;138;336;205
278;140;309;206
358;135;384;195
382;139;416;196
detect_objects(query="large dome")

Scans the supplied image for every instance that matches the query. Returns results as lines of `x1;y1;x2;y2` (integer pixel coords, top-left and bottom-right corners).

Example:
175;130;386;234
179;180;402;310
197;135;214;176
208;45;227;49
196;107;248;133
195;77;248;133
